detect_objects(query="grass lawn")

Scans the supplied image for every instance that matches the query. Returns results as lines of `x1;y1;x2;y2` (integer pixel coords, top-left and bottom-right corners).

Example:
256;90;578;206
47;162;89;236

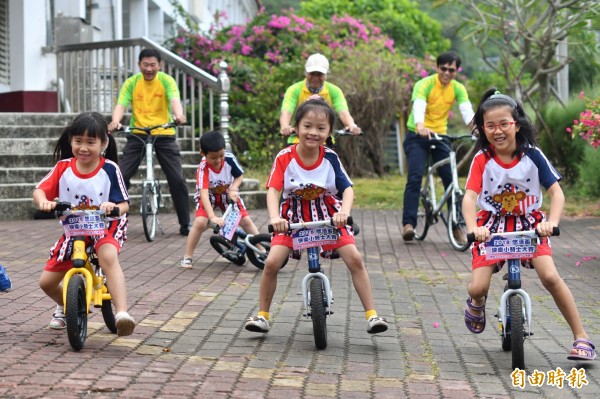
246;171;600;217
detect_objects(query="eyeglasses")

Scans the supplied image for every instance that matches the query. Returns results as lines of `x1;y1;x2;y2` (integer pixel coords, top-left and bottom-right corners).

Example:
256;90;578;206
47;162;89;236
439;66;457;73
483;121;516;133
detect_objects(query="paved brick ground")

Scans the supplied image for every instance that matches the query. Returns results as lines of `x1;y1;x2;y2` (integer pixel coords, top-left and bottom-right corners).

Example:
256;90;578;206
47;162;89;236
0;210;598;398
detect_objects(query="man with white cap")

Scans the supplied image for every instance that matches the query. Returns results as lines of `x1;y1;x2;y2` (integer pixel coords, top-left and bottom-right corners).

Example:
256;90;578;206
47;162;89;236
279;53;361;145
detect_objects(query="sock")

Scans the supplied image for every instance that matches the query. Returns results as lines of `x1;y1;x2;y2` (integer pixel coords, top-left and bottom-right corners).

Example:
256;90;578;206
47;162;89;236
258;311;270;321
365;309;377;320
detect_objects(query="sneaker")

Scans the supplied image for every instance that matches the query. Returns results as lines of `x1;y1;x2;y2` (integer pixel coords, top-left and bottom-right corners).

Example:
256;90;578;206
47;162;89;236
49;306;66;330
180;258;193;269
244;316;270;333
0;264;11;292
453;228;467;245
367;316;388;334
402;224;415;241
115;311;135;337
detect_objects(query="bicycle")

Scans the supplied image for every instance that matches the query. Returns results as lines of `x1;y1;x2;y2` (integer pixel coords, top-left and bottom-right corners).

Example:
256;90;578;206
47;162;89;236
53;201;121;351
210;202;288;270
413;133;474;251
116;122;179;242
467;227;559;370
268;217;353;350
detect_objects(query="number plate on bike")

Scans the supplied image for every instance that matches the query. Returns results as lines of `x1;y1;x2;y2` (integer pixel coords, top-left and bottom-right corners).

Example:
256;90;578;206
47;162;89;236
292;227;338;250
60;212;106;237
484;233;537;260
220;207;242;241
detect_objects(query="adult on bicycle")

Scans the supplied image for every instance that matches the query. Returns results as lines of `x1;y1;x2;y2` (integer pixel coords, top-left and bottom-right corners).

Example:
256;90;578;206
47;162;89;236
279;53;361;146
108;48;190;236
402;51;475;243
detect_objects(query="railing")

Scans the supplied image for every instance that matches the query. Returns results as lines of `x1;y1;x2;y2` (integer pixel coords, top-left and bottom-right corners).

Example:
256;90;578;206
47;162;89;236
54;37;231;152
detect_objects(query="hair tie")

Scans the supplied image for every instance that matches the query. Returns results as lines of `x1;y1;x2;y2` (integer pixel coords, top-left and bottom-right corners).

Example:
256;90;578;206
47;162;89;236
486;91;518;108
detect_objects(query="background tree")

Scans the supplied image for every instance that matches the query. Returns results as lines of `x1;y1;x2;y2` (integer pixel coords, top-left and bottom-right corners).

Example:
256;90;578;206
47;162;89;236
298;0;449;57
452;0;600;134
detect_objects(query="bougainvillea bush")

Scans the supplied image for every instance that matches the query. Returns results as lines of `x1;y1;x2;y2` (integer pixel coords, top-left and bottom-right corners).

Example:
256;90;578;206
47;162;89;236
567;91;600;149
171;9;426;174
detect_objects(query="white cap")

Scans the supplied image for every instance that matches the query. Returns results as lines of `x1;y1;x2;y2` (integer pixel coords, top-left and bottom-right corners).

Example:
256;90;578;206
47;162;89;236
305;53;329;74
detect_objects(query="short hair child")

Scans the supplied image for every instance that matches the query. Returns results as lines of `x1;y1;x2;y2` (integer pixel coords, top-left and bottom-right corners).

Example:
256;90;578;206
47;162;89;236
179;130;262;268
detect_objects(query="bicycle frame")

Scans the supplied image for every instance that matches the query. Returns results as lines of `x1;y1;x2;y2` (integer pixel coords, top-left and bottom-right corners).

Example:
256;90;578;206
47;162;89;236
425;149;462;218
62;241;110;314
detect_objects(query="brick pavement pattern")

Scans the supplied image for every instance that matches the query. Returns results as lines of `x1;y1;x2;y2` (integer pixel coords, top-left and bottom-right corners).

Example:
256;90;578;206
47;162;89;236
0;210;598;398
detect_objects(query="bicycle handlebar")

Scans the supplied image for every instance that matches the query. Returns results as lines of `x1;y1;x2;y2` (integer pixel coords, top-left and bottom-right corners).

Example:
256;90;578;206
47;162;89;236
54;201;121;217
466;227;560;244
268;216;354;234
116;122;181;135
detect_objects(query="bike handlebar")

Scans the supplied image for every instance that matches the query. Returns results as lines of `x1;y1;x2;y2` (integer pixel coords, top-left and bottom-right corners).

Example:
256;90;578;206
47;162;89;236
466;227;560;244
116;122;181;135
268;216;354;234
54;201;121;217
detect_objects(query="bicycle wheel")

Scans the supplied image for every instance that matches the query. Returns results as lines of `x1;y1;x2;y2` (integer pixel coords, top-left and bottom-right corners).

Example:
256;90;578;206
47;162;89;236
447;192;469;251
414;193;431;241
246;234;288;270
509;295;525;370
65;275;88;351
210;235;246;266
101;298;117;334
142;183;158;242
310;278;328;350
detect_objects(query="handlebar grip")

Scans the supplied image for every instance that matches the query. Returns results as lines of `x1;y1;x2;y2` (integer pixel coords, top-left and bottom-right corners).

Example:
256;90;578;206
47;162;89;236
213;225;221;234
551;226;560;236
466;233;476;244
347;216;353;226
108;207;121;217
268;224;275;234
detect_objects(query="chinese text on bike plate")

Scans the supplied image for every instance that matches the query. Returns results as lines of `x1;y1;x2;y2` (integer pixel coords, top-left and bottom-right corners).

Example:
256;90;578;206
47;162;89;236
511;368;588;389
485;235;536;260
292;227;338;250
221;208;242;241
61;213;106;237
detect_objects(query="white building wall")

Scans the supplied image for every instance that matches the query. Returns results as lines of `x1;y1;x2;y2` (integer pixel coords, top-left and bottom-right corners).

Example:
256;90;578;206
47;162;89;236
2;0;259;95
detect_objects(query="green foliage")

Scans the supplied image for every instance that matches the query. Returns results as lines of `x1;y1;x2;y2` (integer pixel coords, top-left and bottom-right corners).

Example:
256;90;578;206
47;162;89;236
170;9;419;173
577;146;600;197
298;0;449;57
539;97;587;183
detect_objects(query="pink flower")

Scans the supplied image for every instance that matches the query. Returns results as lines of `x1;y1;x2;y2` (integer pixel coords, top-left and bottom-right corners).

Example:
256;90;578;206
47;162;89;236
420;69;429;77
268;15;291;29
241;44;252;55
566;127;572;133
579;91;585;99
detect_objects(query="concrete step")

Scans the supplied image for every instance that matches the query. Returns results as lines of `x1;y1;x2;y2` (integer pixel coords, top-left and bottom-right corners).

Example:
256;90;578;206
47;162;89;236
0;190;267;221
0;177;261;199
0;112;90;125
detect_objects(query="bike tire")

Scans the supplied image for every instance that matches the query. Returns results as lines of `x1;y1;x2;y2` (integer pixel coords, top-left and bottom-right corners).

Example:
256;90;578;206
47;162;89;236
210;235;246;266
142;183;158;242
414;193;431;241
65;275;88;351
310;278;328;350
447;192;470;251
101;299;117;334
509;295;525;370
246;234;288;270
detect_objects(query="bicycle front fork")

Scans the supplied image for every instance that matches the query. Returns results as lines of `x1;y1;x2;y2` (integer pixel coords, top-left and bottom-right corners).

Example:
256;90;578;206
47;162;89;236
301;247;333;317
497;260;532;335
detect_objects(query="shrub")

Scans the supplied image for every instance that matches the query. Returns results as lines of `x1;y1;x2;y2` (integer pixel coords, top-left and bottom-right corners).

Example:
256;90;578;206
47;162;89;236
577;145;600;197
538;97;587;183
170;10;421;173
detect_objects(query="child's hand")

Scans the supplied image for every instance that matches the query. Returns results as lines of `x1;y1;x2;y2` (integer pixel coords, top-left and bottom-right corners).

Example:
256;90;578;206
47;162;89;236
210;216;225;227
332;212;349;227
270;217;288;233
471;226;490;242
100;202;119;215
38;200;57;213
228;190;239;203
536;221;556;237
